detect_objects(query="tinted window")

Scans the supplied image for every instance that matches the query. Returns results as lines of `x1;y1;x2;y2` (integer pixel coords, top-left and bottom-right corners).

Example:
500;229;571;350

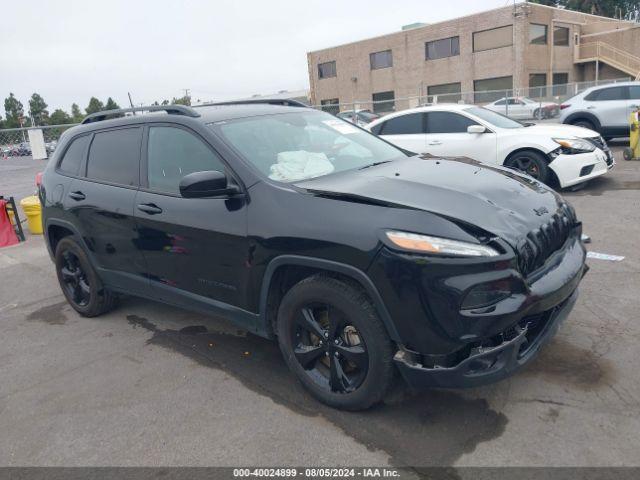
86;128;141;186
147;126;225;194
554;26;570;46
426;37;460;60
318;61;336;79
427;112;478;133
587;86;628;101
370;50;393;70
629;86;640;100
58;135;90;176
372;91;395;114
473;25;513;52
380;113;424;135
529;24;547;45
474;76;513;103
427;82;461;103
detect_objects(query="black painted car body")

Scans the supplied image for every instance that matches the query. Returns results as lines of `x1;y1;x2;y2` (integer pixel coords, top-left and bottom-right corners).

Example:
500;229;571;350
41;104;586;392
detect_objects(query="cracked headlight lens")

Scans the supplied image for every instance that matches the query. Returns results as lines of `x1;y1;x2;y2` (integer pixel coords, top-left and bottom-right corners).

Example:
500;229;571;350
385;231;499;257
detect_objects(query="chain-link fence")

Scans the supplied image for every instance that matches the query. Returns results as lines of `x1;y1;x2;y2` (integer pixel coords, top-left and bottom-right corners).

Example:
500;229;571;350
313;76;633;124
0;124;77;158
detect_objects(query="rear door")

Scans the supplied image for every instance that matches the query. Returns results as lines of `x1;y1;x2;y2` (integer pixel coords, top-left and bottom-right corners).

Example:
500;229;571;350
587;85;629;133
134;123;250;314
423;111;498;163
64;126;149;295
375;112;426;153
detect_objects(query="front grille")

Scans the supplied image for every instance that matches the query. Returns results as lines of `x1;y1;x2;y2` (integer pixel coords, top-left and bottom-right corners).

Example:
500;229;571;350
587;136;614;166
516;203;575;277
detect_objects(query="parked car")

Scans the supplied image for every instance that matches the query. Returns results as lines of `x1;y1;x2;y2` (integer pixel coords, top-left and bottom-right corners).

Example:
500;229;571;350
42;103;587;410
367;104;613;188
10;142;32;157
336;109;380;127
559;81;640;139
484;97;559;119
45;140;58;155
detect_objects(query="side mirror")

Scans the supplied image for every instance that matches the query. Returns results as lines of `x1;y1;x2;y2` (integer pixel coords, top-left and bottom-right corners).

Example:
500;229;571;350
467;125;487;134
179;170;238;198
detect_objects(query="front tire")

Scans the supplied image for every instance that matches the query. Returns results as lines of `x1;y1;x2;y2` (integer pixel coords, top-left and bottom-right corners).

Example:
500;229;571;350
276;275;396;411
55;237;116;317
505;150;550;185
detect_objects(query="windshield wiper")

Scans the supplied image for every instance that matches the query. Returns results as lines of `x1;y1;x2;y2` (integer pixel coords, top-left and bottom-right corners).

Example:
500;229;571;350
359;160;392;170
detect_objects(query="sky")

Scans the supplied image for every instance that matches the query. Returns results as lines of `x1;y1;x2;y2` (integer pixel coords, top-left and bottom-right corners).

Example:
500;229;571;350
0;0;515;115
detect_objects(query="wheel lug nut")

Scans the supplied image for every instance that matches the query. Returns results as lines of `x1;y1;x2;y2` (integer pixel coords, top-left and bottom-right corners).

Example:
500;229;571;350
334;352;339;357
334;339;339;345
324;332;328;338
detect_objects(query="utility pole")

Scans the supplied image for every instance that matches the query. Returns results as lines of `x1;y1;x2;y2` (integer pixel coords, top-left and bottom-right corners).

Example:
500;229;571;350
128;92;136;114
183;88;191;105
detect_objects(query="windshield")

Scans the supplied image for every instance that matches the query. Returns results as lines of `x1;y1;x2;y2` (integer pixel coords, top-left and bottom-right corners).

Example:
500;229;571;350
465;106;524;129
211;111;406;182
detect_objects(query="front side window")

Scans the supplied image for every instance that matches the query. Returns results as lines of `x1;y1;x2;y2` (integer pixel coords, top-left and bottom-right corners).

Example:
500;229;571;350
212;111;406;183
58;135;90;176
370;50;393;70
147;126;226;194
629;86;640;100
426;112;478;134
473;25;513;52
318;61;336;79
426;37;460;60
554;26;570;46
86;128;141;186
529;23;548;45
372;91;395;114
379;113;424;135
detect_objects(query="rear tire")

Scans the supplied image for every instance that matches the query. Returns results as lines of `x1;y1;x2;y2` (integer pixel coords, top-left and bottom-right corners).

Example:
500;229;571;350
571;119;596;132
623;147;634;161
55;237;116;317
276;275;396;411
505;150;550;185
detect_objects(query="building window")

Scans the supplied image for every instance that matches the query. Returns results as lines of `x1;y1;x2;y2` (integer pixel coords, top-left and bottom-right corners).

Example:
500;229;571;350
473;25;513;52
473;76;513;103
529;73;547;98
320;98;339;115
427;82;462;103
372;91;395;113
318;61;336;79
554;26;570;46
425;36;460;60
552;73;569;96
370;50;393;70
529;23;548;45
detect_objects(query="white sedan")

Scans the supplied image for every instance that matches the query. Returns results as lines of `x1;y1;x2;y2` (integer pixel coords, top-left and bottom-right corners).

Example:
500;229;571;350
484;97;559;120
366;104;614;188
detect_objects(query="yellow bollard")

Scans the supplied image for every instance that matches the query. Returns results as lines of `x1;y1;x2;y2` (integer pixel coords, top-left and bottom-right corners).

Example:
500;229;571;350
624;110;640;161
19;195;43;235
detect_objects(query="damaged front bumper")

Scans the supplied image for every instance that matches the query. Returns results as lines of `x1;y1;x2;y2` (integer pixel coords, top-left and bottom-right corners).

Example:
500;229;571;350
394;288;578;389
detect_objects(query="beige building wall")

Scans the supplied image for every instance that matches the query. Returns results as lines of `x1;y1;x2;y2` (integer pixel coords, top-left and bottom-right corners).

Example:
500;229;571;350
307;3;636;109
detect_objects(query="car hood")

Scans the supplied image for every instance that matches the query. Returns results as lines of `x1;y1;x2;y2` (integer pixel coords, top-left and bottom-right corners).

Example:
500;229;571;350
516;124;598;138
296;156;566;247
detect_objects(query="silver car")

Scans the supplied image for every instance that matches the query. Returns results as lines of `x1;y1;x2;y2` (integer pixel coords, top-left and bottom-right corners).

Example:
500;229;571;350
559;81;640;139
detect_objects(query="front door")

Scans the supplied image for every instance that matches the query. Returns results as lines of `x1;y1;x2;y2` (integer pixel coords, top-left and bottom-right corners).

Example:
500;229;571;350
134;124;250;316
376;112;427;154
423;111;498;163
64;126;149;296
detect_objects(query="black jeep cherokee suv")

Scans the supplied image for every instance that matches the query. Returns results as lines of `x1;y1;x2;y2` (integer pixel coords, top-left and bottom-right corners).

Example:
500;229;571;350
41;103;587;410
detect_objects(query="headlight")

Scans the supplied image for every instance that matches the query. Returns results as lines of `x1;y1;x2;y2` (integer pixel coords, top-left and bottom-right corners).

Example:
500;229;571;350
553;137;595;154
385;231;499;257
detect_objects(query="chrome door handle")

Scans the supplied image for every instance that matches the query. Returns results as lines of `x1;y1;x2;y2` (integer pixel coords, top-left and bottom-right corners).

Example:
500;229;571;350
68;191;85;201
137;203;163;215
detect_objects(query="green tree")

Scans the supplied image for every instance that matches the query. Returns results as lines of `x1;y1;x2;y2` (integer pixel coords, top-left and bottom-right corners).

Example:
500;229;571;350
49;109;73;125
0;114;4;129
530;0;640;20
171;95;191;106
29;93;49;126
85;97;105;115
104;97;121;111
71;103;84;123
161;99;170;106
3;93;25;128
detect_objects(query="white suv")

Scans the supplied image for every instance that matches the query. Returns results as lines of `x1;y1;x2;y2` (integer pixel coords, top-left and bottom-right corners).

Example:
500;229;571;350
559;81;640;139
367;104;613;188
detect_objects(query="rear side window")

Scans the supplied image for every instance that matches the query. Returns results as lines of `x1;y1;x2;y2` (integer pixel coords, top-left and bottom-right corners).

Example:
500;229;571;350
379;113;424;135
629;86;640;100
58;135;90;176
426;112;478;133
147;126;226;194
586;86;628;101
86;128;141;186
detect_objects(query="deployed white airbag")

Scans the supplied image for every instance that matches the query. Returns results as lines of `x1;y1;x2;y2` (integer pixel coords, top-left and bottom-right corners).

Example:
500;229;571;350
268;150;335;182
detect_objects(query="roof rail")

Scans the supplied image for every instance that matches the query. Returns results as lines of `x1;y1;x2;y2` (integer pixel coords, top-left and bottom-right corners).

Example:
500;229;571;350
81;105;201;124
196;98;310;108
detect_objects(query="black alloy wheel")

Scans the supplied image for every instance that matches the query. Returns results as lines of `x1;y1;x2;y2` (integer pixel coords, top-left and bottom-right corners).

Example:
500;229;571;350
292;303;368;394
505;150;550;185
59;250;91;307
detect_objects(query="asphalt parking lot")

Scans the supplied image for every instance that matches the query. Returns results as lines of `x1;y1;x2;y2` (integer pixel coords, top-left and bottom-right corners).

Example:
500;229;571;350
1;143;639;469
